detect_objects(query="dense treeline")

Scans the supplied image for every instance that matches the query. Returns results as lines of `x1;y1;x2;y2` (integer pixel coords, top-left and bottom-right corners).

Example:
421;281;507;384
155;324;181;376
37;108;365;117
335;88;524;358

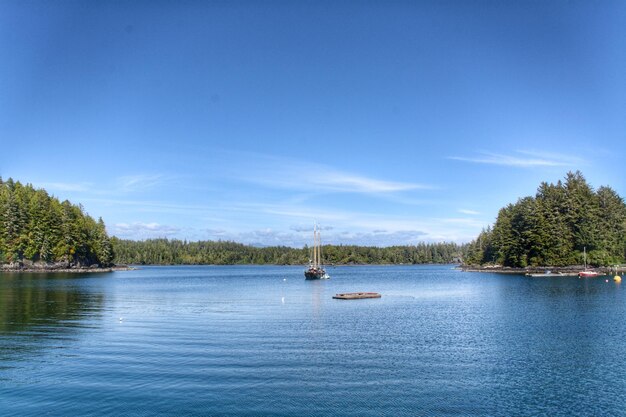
112;238;465;265
0;178;114;266
464;171;626;267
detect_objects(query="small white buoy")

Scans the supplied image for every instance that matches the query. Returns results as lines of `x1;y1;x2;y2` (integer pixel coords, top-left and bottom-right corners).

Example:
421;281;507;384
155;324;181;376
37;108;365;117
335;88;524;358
283;278;287;281
605;279;609;283
281;297;285;304
119;317;123;322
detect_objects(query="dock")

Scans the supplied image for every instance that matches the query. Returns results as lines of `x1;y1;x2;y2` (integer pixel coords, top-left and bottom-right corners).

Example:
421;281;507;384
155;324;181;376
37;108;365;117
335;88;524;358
333;292;381;300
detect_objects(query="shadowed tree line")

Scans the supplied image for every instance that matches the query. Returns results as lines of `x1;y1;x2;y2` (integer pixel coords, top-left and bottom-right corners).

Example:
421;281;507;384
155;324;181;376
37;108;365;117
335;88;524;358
111;238;466;266
464;171;626;267
0;178;114;267
0;273;104;333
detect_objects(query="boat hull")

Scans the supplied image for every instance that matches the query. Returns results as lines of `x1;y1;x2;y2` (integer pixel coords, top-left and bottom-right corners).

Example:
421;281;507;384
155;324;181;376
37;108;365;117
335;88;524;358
304;269;326;280
579;271;600;278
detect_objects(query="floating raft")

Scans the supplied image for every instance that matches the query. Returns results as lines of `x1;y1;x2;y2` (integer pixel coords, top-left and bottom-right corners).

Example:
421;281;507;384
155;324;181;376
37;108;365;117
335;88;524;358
333;292;381;300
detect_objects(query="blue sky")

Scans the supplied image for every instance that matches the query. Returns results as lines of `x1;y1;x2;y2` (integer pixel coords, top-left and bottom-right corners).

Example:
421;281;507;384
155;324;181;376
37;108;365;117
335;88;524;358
1;1;625;246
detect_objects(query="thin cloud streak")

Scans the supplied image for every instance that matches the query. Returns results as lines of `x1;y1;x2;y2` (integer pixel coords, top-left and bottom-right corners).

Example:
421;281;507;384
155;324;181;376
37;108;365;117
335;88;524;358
116;174;173;192
458;209;480;215
449;150;584;168
223;152;432;194
312;172;425;193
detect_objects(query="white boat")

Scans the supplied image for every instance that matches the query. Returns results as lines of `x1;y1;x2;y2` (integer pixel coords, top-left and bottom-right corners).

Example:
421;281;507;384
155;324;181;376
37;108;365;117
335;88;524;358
526;270;554;277
579;247;600;278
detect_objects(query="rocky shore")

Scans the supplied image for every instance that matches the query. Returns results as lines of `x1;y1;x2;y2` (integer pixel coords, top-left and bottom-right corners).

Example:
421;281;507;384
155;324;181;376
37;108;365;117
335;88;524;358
0;261;135;273
460;264;625;275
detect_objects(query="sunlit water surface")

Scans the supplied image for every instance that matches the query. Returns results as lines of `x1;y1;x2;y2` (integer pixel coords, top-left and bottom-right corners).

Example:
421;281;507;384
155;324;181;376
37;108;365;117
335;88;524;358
1;265;626;416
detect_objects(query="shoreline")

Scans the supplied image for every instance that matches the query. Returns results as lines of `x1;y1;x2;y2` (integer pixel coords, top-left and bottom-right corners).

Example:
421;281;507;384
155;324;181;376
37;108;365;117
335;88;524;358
460;265;625;275
119;262;459;267
0;265;136;273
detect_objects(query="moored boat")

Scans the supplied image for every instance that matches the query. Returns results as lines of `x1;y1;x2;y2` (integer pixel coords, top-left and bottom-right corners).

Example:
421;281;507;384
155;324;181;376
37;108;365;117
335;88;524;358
526;270;553;277
579;247;600;278
305;267;327;280
305;223;329;280
579;270;600;278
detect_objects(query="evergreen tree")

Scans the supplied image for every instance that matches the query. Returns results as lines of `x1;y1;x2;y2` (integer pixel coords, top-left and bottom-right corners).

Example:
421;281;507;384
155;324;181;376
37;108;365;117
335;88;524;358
0;178;114;267
466;172;626;267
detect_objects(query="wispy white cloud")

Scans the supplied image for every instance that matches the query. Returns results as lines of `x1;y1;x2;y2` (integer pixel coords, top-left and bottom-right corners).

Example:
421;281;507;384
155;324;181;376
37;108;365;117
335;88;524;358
311;172;425;193
246;201;486;235
347;217;486;242
186;223;479;247
324;230;430;246
254;205;349;222
116;174;171;192
204;228;228;238
191;228;431;247
112;222;181;239
234;202;488;244
449;150;584;168
223;153;432;195
290;224;334;232
458;209;480;215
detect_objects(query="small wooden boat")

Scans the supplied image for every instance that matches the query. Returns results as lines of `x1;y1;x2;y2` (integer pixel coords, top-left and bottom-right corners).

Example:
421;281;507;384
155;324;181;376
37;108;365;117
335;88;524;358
333;292;381;300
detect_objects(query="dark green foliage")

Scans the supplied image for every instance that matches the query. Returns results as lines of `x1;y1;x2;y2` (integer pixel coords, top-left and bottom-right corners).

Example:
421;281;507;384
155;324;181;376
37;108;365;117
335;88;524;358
0;178;114;267
465;171;626;267
111;238;466;266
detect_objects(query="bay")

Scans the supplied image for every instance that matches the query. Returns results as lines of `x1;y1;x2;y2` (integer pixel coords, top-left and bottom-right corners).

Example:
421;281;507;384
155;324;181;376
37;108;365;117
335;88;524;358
1;265;626;416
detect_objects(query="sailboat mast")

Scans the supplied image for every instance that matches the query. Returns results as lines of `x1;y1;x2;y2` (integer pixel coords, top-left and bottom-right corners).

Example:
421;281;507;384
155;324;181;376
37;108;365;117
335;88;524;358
312;226;316;268
315;228;320;267
319;231;323;267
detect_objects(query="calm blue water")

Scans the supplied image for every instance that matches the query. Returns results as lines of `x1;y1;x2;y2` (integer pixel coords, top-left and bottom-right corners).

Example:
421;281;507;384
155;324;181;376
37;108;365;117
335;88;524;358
1;265;626;416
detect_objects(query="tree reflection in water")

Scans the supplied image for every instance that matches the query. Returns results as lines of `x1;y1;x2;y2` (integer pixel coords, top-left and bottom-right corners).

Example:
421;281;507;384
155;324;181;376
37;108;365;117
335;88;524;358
0;272;105;360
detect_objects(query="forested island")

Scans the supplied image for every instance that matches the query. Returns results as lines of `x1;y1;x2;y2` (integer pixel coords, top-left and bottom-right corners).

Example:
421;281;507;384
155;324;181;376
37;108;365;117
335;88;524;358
0;178;114;270
111;238;465;265
464;171;626;268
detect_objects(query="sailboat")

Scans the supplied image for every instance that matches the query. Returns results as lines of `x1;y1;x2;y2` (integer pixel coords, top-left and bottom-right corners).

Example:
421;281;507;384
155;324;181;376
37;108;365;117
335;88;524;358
304;223;329;280
579;247;600;278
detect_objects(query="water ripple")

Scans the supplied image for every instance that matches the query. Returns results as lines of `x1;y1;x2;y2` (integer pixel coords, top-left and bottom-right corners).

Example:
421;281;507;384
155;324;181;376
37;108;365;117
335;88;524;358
2;266;626;416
